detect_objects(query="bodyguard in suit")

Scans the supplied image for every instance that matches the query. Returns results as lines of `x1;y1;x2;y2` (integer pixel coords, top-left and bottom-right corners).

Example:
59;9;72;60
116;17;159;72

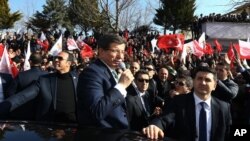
126;70;161;131
0;72;13;101
8;52;48;120
77;34;134;129
0;51;78;123
142;66;231;141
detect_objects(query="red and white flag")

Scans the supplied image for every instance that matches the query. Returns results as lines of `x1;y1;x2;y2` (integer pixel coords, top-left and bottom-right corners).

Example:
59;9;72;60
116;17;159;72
0;47;19;78
193;40;205;58
0;43;4;58
157;34;184;51
67;38;79;50
235;40;250;59
80;43;94;59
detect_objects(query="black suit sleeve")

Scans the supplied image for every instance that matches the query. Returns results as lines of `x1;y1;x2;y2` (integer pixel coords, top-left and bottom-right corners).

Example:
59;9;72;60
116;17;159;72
6;81;40;111
0;101;11;119
241;69;250;84
214;80;239;102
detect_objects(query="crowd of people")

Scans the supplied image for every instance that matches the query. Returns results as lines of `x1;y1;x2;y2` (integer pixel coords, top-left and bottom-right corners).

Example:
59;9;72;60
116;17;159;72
191;10;250;39
0;29;250;141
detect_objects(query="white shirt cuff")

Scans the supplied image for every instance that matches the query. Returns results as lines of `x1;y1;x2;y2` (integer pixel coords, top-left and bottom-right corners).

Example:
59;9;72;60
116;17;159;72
114;84;127;97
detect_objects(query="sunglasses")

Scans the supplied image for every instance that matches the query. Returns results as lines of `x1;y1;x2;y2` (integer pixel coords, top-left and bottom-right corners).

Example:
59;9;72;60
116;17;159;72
175;81;185;86
137;78;150;83
144;67;154;71
55;56;66;61
130;66;138;69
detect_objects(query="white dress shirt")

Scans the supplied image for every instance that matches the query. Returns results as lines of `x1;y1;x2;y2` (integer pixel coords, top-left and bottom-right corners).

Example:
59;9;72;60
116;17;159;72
193;93;212;141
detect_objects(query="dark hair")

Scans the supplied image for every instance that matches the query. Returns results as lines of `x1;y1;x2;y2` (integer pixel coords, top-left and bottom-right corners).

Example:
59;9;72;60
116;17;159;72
192;66;217;81
134;69;149;80
216;62;230;70
144;61;155;69
97;34;126;50
177;76;193;89
62;51;74;62
29;52;43;65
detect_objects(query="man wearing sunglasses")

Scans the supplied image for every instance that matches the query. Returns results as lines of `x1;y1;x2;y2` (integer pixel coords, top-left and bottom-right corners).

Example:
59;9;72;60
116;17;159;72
126;70;161;131
143;62;157;98
0;51;78;123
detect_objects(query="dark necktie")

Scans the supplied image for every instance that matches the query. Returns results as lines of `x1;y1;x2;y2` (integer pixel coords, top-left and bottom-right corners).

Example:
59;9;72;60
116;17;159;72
199;102;207;141
142;95;150;118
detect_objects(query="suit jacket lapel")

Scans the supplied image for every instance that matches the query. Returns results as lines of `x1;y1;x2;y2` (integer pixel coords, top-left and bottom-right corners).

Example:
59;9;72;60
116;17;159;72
135;95;144;113
96;59;116;86
186;93;197;139
50;73;57;110
211;97;219;140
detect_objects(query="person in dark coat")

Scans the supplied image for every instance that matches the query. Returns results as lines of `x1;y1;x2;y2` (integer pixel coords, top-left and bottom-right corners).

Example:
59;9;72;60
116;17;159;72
0;51;78;123
142;67;231;141
8;52;48;120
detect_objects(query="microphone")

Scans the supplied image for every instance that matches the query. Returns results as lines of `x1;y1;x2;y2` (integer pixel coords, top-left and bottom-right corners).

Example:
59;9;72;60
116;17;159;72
119;62;126;71
119;62;138;90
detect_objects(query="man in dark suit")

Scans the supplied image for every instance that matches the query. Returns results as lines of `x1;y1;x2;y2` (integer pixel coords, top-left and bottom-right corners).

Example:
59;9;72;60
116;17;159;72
8;52;48;120
155;67;171;104
213;62;239;102
77;34;134;129
0;72;13;101
0;51;78;123
126;70;161;131
142;67;231;141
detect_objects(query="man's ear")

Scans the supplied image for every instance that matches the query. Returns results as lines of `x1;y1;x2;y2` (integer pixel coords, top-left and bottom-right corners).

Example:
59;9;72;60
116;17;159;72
98;48;105;58
213;80;217;91
67;60;72;66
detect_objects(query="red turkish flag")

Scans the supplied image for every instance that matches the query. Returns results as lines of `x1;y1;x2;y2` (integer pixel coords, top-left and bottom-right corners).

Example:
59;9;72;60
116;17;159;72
234;40;250;59
37;39;49;52
214;39;222;52
0;43;4;57
80;43;93;59
157;34;184;51
227;44;235;61
0;47;19;78
193;40;204;57
204;43;213;55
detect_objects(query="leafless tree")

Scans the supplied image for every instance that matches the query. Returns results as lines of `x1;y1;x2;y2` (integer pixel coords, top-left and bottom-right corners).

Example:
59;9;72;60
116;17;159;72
99;0;137;32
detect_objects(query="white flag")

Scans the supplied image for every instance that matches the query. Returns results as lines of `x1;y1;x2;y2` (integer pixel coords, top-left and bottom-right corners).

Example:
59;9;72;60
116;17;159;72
198;32;206;48
23;41;31;71
151;38;158;53
180;45;188;64
40;32;46;41
49;34;62;56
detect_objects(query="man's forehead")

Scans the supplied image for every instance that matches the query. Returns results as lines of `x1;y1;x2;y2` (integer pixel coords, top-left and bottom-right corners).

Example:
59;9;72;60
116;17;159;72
196;71;214;77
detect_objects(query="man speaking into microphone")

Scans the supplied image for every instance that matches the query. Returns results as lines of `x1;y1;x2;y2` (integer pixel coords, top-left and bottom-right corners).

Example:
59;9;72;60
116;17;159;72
77;34;134;129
